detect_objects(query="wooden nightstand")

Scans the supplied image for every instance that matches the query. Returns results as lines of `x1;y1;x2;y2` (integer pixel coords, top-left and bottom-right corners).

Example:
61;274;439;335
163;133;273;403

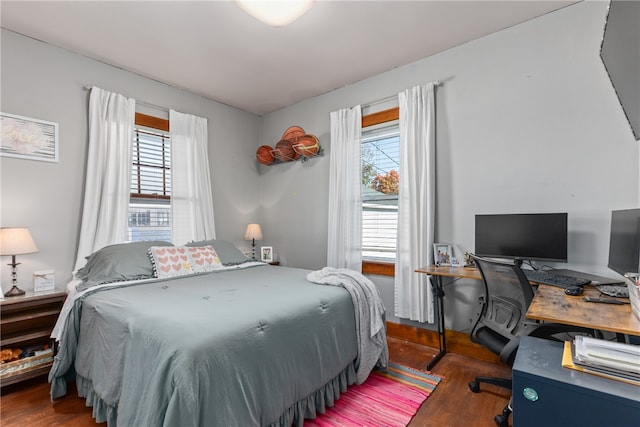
0;290;66;387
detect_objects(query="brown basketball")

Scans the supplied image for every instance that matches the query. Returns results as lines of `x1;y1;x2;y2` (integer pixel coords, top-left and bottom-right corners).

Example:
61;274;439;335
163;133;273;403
282;126;305;142
256;145;275;165
292;134;320;157
274;139;299;161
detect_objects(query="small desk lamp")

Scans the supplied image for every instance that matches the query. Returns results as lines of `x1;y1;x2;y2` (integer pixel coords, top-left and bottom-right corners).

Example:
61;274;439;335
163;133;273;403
1;227;39;297
244;224;263;260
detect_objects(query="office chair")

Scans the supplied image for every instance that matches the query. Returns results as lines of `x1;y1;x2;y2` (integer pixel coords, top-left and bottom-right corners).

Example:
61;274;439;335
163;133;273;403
468;255;598;427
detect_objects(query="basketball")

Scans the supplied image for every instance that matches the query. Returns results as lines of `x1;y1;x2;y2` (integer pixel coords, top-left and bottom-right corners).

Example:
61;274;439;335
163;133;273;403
282;126;305;142
292;134;320;157
274;139;299;161
256;145;275;165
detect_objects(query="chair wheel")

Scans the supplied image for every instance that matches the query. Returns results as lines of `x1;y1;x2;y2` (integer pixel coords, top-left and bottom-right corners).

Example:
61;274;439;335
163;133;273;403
468;381;480;393
494;414;508;427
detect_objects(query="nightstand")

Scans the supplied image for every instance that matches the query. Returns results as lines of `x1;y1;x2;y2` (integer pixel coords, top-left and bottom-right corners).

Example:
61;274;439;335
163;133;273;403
0;290;66;387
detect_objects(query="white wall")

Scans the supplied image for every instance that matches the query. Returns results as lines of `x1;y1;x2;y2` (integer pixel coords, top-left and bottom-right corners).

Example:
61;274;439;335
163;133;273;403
0;29;261;290
258;1;640;331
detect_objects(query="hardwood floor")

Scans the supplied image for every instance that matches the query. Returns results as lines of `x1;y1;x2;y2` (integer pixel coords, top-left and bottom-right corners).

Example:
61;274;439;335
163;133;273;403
0;337;511;426
391;337;512;427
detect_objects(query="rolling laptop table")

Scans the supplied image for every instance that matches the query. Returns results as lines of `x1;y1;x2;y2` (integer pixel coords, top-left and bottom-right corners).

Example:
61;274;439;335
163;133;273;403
415;265;482;370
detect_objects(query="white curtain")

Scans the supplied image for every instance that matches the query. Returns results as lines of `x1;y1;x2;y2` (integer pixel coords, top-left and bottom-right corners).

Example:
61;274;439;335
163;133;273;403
74;87;135;271
394;83;436;323
327;106;362;270
169;110;216;245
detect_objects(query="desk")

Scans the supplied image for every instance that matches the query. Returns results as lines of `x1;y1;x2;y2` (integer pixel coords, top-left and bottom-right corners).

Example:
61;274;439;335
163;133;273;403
416;266;640;370
415;265;481;369
527;284;640;336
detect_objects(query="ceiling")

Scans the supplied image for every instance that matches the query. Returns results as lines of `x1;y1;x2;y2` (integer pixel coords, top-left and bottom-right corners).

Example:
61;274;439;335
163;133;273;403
1;1;578;115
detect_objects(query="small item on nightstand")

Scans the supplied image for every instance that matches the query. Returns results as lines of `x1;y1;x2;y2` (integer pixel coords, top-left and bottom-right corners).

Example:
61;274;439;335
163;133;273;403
33;270;55;292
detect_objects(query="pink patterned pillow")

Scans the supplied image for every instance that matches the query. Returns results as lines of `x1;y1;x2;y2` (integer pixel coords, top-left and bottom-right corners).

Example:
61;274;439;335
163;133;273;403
149;246;194;278
187;245;222;273
149;245;223;278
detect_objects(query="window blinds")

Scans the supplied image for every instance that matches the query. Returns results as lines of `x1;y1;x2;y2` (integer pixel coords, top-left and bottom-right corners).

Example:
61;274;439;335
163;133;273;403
131;128;171;199
362;122;400;261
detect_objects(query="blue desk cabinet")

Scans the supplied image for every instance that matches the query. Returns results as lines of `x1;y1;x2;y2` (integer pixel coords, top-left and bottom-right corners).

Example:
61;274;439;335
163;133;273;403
512;336;640;427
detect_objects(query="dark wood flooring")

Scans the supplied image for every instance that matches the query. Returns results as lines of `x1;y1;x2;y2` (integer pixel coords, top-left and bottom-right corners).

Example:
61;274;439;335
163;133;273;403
0;336;511;426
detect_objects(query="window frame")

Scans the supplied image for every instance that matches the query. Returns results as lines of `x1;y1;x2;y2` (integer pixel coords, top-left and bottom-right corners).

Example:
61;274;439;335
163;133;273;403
361;107;399;277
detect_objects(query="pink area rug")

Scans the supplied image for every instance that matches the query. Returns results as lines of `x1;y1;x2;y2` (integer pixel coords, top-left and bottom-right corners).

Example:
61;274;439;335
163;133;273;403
304;363;443;427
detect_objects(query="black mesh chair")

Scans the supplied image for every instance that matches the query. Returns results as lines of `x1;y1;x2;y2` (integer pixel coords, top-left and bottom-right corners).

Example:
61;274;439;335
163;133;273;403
468;255;599;427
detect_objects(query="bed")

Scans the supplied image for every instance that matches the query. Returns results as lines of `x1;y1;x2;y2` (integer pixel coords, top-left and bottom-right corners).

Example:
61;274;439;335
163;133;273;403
49;240;388;427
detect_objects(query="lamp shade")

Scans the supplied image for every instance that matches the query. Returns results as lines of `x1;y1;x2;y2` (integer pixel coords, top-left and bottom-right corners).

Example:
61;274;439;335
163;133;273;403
0;227;39;256
244;224;263;241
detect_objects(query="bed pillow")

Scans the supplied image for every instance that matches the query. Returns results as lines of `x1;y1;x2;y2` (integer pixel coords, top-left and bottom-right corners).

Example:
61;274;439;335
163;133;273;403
149;245;223;278
76;240;173;290
186;239;250;265
148;246;193;278
186;245;223;273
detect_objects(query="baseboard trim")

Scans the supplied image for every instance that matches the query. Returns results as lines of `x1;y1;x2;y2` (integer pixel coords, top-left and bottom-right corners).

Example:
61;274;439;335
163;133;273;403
386;321;504;365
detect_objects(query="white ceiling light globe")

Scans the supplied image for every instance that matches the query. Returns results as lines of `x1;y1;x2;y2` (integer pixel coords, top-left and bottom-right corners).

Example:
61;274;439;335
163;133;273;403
236;0;314;27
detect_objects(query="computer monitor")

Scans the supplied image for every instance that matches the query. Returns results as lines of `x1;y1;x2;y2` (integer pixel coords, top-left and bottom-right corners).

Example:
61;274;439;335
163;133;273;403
475;213;568;262
607;208;640;276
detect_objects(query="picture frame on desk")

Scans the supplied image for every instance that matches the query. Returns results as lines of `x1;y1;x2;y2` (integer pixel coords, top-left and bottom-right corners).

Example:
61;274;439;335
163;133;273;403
433;243;453;266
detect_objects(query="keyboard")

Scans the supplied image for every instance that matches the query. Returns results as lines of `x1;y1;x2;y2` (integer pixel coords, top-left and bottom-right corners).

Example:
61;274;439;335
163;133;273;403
523;270;591;288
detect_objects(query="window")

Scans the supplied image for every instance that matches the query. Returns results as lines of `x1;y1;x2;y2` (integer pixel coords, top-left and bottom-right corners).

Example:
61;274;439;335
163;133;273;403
361;107;400;275
128;113;172;242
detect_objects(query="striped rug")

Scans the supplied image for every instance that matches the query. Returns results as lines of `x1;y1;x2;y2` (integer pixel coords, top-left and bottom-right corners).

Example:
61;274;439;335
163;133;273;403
304;363;443;427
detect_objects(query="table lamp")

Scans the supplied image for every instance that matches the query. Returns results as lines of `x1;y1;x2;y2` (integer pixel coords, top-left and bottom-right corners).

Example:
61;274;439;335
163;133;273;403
244;224;263;260
1;227;39;297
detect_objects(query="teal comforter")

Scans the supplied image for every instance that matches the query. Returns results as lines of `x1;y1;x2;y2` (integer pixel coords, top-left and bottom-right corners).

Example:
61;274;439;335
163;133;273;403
49;265;360;426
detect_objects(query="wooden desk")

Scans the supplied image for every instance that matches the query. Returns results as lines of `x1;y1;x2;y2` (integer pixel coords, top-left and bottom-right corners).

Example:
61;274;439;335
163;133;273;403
416;265;640;370
415;265;481;369
415;265;481;280
527;284;640;336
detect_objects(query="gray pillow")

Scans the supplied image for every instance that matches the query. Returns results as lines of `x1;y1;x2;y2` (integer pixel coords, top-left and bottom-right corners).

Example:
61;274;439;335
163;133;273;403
76;240;174;291
186;239;250;265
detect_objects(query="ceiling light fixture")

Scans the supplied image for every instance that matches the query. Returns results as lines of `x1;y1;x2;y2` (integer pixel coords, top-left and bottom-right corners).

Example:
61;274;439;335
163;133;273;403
236;0;314;27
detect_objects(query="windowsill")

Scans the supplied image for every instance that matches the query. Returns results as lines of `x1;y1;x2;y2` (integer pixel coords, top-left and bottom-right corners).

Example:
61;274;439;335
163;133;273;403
362;261;395;277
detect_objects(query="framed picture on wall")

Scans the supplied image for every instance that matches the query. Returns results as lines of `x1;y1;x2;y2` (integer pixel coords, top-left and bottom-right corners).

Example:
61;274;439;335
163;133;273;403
261;246;273;263
0;112;59;163
433;243;453;266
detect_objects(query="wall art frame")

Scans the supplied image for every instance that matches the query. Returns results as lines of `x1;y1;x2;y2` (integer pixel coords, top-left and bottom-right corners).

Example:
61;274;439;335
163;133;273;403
1;112;59;163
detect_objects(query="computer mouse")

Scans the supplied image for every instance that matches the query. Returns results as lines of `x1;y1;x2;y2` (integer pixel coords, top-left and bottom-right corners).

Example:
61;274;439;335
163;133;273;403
565;286;583;296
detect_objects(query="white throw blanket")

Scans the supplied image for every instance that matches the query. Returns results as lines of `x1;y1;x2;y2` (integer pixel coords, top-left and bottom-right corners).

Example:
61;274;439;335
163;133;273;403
307;267;389;384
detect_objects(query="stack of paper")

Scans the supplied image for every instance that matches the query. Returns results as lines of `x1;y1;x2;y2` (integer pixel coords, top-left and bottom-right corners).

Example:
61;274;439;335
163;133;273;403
627;275;640;320
562;336;640;386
